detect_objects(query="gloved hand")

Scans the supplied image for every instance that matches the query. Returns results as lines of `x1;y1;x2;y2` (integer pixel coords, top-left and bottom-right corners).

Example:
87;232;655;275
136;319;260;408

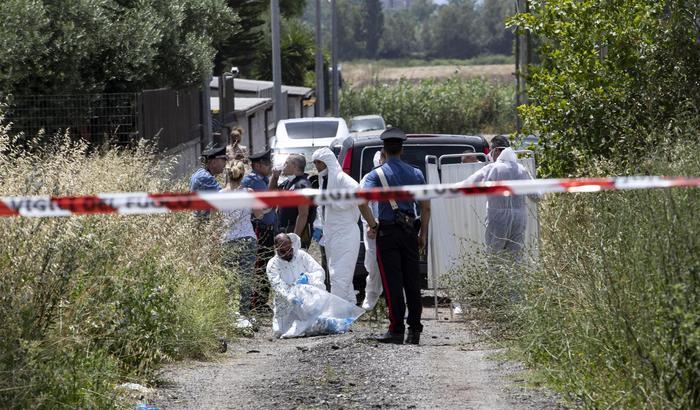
291;297;303;306
296;273;309;285
312;228;323;242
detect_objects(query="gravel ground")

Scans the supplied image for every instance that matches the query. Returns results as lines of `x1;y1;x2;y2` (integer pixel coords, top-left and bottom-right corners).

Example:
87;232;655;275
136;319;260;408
151;308;564;410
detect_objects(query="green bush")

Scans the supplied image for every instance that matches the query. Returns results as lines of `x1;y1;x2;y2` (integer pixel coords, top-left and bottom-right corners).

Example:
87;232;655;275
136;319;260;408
447;135;700;408
0;126;234;408
340;77;516;134
508;0;700;177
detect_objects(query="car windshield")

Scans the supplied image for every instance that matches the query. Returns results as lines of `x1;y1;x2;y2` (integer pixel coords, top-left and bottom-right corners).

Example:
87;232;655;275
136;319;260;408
284;121;339;139
359;144;478;179
349;118;384;133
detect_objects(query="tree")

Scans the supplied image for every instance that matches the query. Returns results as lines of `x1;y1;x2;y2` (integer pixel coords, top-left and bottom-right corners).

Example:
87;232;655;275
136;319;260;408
362;0;384;58
214;0;266;76
426;1;480;58
0;0;238;96
380;10;417;58
509;0;700;177
477;0;514;56
251;17;316;86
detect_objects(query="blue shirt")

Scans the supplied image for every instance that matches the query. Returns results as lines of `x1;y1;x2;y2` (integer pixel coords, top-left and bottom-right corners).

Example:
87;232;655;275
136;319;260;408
189;168;221;192
363;157;426;221
241;171;276;225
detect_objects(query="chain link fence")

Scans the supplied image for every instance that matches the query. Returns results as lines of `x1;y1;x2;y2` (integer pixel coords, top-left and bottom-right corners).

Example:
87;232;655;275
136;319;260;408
3;93;140;145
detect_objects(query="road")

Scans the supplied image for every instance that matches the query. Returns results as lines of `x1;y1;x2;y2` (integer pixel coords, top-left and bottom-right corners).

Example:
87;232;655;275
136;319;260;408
151;308;563;409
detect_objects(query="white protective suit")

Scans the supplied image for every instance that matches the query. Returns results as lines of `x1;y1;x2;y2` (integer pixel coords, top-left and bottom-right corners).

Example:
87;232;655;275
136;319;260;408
311;148;361;304
266;234;364;338
462;147;533;257
359;151;383;310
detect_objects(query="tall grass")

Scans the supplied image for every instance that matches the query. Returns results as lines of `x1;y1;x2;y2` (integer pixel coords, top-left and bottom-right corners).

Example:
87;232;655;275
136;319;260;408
0;124;235;408
446;136;700;408
341;77;516;134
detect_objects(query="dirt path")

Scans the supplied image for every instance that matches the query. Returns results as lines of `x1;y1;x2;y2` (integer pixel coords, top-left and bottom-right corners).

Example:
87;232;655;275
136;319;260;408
152;309;563;409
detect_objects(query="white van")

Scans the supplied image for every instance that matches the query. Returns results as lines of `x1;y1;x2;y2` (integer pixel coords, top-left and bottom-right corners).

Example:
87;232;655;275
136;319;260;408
270;117;350;171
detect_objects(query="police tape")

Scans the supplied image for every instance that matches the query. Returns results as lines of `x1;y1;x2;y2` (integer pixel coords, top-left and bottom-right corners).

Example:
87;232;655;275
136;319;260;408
0;176;698;218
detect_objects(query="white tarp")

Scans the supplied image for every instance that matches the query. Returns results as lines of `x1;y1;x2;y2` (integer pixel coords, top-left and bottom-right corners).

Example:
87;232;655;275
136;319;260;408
427;155;540;288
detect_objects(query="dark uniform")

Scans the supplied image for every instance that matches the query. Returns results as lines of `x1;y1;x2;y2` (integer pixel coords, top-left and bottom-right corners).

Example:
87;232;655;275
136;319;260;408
277;173;315;248
363;128;426;344
189;146;226;219
241;149;276;313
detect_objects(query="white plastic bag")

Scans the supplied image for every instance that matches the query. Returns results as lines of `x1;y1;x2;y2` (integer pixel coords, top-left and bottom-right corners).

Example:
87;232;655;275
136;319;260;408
274;284;365;339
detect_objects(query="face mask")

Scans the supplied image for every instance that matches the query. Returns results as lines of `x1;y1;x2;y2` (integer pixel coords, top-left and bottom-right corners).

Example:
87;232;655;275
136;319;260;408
319;168;328;177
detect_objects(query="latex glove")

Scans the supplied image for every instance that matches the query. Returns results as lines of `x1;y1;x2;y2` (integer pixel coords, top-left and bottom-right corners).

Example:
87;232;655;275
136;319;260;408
296;273;309;285
291;297;303;306
312;228;323;242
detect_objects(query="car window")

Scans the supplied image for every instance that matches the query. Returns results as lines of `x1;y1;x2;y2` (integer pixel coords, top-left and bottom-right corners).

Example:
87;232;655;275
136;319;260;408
284;121;339;139
359;144;478;180
349;118;384;133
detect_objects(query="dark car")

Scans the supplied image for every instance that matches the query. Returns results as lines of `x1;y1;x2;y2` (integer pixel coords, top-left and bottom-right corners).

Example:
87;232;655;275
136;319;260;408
337;133;490;296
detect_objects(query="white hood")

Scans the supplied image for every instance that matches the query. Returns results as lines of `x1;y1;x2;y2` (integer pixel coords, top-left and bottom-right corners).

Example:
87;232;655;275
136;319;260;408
289;233;302;257
311;147;360;233
497;147;518;163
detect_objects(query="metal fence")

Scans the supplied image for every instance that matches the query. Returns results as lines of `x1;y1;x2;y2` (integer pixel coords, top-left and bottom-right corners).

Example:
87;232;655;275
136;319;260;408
4;93;140;145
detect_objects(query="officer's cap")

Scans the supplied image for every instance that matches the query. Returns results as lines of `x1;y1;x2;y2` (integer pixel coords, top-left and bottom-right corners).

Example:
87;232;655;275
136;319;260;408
201;146;227;160
379;127;407;142
249;148;272;163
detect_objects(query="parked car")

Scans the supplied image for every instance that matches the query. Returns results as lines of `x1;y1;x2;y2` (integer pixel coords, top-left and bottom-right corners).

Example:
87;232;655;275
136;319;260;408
348;115;386;134
271;117;349;172
337;133;490;295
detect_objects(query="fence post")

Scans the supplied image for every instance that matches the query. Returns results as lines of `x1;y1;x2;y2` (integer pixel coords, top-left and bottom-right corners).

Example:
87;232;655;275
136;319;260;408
201;75;213;149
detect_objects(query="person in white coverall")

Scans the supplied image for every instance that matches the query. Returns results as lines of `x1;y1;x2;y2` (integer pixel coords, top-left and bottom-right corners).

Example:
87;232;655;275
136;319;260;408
359;151;385;310
266;233;364;338
461;135;533;260
310;148;362;304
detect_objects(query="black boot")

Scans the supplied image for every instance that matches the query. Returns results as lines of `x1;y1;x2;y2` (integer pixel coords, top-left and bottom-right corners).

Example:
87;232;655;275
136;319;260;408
405;329;421;345
374;331;404;345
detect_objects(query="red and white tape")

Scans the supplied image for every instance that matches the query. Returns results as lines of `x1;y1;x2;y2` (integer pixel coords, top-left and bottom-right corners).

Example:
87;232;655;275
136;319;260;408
0;176;698;218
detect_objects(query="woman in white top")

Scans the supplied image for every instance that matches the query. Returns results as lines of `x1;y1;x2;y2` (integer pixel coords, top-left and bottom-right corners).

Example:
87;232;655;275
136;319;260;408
220;160;263;320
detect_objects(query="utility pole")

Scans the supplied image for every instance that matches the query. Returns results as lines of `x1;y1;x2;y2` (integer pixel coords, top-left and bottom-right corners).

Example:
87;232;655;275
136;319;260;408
315;0;325;117
271;0;283;126
331;0;339;116
514;0;529;133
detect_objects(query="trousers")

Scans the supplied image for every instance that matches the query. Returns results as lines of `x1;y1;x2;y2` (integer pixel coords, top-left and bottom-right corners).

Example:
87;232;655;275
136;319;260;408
376;224;422;334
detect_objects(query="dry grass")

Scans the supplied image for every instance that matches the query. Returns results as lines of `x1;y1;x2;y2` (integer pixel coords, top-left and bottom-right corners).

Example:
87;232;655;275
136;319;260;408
0;122;237;408
342;63;514;89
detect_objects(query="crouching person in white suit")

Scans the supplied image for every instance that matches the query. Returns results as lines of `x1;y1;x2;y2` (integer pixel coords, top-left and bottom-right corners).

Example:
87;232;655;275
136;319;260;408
267;233;365;338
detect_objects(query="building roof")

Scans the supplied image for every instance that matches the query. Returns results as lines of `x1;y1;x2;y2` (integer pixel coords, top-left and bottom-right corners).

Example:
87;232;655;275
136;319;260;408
210;77;313;97
210;97;272;115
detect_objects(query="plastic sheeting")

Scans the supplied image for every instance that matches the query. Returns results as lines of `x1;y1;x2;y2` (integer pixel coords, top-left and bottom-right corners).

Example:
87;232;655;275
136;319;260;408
427;156;539;288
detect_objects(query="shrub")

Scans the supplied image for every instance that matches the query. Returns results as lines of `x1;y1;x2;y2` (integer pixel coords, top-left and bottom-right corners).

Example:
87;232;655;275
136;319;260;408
447;134;700;408
340;77;516;134
0;125;234;408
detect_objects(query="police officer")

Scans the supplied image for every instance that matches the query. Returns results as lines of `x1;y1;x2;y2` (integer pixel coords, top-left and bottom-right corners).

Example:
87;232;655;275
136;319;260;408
363;128;431;345
189;146;227;219
241;149;277;313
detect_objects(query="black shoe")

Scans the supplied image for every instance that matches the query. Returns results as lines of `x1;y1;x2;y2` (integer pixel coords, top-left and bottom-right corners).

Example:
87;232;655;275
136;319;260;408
374;331;404;345
218;337;228;353
406;330;421;345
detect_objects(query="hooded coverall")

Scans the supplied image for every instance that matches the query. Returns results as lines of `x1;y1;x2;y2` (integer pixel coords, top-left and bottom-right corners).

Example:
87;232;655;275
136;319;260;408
311;148;361;304
462;147;533;258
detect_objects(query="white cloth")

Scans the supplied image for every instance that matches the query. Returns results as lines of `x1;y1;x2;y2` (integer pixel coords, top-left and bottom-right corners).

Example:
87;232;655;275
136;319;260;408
220;187;255;241
266;234;364;338
311;148;361;304
359;153;383;309
461;148;533;254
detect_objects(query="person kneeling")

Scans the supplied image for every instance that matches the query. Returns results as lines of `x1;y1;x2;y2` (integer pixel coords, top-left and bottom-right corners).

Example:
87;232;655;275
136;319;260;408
267;233;365;338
